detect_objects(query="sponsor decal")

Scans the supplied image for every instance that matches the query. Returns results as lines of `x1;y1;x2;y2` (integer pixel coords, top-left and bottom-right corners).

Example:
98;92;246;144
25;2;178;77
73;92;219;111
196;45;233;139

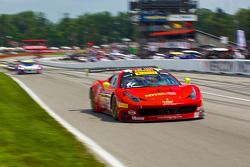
145;92;167;97
128;110;137;116
162;98;174;106
166;92;176;95
194;112;200;118
145;92;176;98
99;94;110;109
118;102;129;108
134;70;158;75
99;93;111;98
158;115;183;119
132;116;145;121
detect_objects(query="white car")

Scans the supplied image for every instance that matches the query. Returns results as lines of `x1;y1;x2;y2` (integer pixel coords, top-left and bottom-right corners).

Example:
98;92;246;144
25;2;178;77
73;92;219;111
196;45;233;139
16;60;42;74
2;59;18;70
76;56;88;62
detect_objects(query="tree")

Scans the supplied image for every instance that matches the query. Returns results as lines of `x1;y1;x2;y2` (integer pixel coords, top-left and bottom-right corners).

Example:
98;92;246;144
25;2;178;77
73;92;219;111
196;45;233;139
1;9;249;47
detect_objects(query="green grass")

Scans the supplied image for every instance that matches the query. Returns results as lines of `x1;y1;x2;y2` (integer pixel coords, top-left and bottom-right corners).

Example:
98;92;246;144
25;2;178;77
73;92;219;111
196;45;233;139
0;73;105;167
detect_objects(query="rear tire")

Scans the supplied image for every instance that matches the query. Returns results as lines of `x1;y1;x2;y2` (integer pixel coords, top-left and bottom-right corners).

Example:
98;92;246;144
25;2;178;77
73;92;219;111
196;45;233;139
111;95;119;120
90;89;98;112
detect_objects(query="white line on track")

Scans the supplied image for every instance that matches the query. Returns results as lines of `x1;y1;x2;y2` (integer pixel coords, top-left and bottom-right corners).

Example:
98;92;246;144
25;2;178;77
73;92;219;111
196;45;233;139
202;91;250;102
10;75;126;167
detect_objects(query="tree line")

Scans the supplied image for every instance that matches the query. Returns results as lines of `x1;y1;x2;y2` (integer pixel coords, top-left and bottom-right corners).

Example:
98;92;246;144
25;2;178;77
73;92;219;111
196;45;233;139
195;8;250;44
0;8;249;47
0;11;135;47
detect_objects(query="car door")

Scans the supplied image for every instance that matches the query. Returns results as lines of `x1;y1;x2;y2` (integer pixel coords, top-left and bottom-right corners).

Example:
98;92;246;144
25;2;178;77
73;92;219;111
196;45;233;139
100;74;119;112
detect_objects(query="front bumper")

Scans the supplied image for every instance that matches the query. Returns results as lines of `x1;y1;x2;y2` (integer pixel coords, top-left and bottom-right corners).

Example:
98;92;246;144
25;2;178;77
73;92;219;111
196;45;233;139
17;69;42;74
117;104;205;122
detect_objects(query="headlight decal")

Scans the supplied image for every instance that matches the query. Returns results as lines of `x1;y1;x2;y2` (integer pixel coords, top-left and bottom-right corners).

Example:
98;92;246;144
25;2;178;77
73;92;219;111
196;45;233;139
125;91;141;102
188;87;197;99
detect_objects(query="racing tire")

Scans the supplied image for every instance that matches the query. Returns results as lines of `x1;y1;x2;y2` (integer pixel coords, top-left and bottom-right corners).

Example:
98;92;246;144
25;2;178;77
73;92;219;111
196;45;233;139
37;70;42;74
17;70;22;75
90;89;98;112
111;95;119;120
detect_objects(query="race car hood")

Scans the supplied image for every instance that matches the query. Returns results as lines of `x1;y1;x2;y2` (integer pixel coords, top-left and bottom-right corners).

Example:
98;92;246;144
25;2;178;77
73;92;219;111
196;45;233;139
18;64;41;70
124;85;194;105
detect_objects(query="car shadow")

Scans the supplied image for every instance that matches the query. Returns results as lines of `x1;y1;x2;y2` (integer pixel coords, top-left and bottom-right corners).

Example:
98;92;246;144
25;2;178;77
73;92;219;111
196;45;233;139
68;109;119;123
68;109;203;124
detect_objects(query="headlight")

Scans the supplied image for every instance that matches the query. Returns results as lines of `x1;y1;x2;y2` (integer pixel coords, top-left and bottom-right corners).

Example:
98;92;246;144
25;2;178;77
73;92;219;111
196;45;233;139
189;87;197;99
17;65;25;70
37;65;42;69
125;91;140;102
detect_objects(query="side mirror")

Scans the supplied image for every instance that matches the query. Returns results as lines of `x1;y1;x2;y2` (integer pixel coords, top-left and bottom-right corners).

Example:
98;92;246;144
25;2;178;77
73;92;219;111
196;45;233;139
184;77;191;84
103;82;110;88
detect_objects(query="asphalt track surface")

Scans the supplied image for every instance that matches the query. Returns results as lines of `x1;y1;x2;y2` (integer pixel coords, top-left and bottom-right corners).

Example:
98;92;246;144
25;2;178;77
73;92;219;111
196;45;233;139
5;67;250;167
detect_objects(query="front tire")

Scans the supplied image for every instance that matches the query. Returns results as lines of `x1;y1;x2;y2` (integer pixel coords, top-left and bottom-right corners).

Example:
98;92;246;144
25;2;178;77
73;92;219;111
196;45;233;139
37;70;42;74
17;70;22;75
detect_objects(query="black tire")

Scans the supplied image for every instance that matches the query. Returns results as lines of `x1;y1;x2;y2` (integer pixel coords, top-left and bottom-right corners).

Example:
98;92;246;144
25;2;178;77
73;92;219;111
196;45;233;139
90;89;97;112
111;95;119;120
17;70;22;75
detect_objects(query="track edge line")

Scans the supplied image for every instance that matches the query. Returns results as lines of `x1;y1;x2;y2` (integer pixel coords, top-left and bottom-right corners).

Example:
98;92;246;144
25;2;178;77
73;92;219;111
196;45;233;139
9;74;126;167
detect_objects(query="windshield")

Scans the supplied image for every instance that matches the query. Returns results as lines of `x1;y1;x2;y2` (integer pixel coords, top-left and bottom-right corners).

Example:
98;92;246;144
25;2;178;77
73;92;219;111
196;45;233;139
21;62;35;66
121;71;180;88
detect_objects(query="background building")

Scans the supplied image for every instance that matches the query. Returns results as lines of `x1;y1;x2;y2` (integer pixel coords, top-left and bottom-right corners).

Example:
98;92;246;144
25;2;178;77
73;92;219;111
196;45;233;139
129;0;198;57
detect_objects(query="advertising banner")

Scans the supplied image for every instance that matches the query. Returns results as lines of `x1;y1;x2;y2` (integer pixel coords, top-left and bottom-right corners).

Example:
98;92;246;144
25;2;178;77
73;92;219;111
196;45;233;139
140;14;198;22
208;61;234;73
139;25;171;32
237;30;246;50
168;15;198;21
24;45;48;50
148;42;191;49
140;14;168;22
238;61;250;74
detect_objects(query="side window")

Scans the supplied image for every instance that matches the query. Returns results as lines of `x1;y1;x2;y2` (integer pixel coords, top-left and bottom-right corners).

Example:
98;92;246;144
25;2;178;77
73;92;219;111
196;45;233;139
110;74;119;88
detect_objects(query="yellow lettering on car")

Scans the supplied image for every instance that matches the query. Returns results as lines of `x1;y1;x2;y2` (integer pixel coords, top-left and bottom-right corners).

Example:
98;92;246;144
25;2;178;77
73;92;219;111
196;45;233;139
118;102;129;108
145;92;167;97
134;70;158;75
162;99;174;106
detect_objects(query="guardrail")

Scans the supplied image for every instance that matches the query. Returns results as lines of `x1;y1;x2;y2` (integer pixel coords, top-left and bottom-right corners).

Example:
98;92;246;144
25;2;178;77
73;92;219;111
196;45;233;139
38;57;250;76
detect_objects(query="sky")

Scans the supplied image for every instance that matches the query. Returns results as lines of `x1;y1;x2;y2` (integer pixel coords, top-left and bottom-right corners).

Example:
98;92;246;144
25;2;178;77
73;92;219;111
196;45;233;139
0;0;250;22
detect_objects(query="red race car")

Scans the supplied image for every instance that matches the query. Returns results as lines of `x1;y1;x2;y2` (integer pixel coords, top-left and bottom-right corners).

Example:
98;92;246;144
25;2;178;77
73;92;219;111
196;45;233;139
89;68;204;122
